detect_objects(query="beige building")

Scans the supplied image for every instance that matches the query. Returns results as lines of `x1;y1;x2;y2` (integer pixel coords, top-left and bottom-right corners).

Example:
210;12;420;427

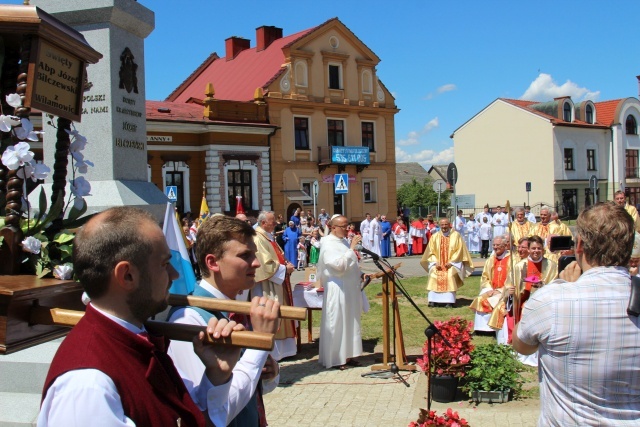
452;94;640;216
165;19;398;220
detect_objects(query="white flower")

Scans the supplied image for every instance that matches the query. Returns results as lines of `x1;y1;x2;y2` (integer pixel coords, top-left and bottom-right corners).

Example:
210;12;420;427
53;264;74;280
67;127;87;152
5;93;21;108
1;141;34;170
17;160;50;182
70;176;91;209
0;114;20;132
21;236;42;254
14;118;41;141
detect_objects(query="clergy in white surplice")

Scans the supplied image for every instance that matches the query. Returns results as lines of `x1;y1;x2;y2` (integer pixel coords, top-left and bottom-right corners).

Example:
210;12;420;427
465;214;480;253
359;213;372;251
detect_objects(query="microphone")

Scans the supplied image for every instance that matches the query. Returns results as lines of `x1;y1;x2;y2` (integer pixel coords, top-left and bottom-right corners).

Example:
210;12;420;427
355;243;380;261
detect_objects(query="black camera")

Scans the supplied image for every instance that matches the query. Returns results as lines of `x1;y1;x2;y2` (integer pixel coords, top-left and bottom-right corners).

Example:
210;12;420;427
549;236;575;273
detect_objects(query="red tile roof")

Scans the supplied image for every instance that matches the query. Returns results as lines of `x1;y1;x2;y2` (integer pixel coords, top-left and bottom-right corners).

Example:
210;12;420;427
166;26;319;103
593;99;623;126
500;98;610;128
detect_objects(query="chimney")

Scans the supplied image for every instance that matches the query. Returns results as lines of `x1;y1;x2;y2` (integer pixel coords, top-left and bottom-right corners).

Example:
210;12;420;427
256;26;283;52
225;36;250;60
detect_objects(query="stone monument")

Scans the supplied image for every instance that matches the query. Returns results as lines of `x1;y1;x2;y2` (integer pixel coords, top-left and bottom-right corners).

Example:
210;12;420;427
31;0;167;220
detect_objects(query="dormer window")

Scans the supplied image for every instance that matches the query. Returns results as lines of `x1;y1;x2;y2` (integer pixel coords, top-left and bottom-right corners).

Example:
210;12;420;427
585;104;593;124
626;115;638;135
563;102;572;122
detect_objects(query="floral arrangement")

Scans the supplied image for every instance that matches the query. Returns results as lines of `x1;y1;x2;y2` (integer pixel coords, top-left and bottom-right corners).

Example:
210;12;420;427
1;93;92;278
462;343;523;396
409;408;470;427
416;316;474;378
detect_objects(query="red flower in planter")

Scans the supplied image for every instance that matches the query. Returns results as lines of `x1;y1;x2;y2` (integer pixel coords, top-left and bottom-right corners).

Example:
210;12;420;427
409;407;470;426
415;316;474;378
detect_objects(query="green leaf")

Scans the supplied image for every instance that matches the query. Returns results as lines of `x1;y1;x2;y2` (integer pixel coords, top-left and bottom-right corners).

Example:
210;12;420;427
53;231;75;244
29;191;65;235
0;235;4;247
38;187;47;220
57;244;73;259
65;199;87;223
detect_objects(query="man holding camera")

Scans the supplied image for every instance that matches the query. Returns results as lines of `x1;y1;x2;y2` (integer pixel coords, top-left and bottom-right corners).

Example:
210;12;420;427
513;202;640;426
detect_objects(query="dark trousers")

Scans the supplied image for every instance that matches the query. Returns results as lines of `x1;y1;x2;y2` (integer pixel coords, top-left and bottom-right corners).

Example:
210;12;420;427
481;240;490;258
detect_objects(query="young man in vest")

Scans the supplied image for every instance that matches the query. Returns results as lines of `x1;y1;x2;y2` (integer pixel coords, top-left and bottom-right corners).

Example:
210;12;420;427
39;207;244;426
168;214;281;427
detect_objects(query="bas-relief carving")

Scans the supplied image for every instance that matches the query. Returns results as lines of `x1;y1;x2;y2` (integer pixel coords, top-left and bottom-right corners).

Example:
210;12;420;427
118;47;139;94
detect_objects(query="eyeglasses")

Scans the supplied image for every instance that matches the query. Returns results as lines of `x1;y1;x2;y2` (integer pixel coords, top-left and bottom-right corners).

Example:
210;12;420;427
334;224;348;229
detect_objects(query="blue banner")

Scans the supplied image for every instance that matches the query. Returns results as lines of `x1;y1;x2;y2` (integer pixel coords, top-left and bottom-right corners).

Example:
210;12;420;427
331;146;370;165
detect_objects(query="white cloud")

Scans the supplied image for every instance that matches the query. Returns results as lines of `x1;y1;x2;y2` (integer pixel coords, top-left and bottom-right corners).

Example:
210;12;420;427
396;146;454;169
424;84;457;100
521;73;600;102
437;84;457;94
397;117;439;146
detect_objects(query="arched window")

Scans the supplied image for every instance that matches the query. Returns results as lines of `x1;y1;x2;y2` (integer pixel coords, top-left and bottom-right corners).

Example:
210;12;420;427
563;102;572;122
294;61;307;87
585;105;593;124
626;115;638;135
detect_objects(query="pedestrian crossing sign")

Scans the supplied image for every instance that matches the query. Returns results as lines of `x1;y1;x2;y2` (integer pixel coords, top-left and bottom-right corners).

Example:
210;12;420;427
165;186;178;202
334;173;349;194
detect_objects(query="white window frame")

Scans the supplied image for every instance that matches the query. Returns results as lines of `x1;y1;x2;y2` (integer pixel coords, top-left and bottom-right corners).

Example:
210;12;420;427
363;179;377;203
223;160;259;212
162;161;191;213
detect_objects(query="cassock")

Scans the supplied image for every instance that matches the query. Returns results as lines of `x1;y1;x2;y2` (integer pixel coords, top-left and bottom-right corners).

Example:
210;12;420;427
360;218;372;251
465;219;480;253
369;217;382;256
380;220;392;258
283;225;301;264
420;230;474;304
252;227;297;360
409;219;427;255
317;234;363;368
393;223;408;257
469;251;511;332
492;212;508;236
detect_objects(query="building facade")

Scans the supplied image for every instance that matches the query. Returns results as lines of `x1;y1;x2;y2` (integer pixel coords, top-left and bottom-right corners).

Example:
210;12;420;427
166;19;398;220
452;92;640;217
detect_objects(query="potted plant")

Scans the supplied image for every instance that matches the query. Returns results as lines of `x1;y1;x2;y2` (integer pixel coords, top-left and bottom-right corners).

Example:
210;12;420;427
416;316;474;402
462;343;524;403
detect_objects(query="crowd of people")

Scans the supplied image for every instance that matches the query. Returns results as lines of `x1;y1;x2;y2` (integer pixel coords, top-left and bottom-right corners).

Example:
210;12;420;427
37;195;640;426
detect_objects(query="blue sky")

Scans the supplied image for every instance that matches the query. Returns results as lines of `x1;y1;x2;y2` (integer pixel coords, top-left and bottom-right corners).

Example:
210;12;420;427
21;0;640;170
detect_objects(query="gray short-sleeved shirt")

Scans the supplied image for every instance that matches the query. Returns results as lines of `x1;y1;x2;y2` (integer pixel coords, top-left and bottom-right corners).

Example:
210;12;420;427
518;266;640;426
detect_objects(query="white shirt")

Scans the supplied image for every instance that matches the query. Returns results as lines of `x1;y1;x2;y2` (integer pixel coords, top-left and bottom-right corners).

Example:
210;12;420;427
168;280;278;425
526;212;537;223
39;305;231;427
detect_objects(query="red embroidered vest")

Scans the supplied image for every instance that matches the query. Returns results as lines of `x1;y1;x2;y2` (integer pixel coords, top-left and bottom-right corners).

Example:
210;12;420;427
42;304;205;427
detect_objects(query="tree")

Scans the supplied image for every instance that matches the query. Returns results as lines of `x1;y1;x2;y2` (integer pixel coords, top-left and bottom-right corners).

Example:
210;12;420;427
396;178;450;218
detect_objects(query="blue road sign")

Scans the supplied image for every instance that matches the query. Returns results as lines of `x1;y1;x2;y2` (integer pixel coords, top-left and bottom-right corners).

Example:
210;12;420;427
334;173;349;194
165;186;178;202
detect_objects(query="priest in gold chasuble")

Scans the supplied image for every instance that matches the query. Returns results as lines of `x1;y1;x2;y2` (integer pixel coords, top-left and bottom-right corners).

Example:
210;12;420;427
420;218;474;306
251;211;297;360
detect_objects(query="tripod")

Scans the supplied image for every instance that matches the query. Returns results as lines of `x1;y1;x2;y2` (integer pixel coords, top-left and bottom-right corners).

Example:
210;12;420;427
362;257;452;407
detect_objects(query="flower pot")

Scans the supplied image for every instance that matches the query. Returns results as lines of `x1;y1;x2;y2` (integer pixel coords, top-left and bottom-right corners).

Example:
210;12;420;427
471;389;511;404
430;375;459;403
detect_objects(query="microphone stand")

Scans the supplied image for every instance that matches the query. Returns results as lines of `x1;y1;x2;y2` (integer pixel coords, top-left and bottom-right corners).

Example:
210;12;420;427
363;256;452;410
